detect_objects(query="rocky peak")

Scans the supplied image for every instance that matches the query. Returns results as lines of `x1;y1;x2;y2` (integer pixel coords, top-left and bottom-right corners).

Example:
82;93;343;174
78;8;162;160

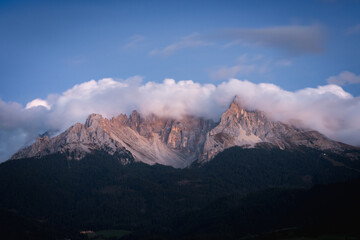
36;135;50;143
228;95;243;110
128;110;141;132
11;95;353;168
219;96;263;132
223;96;245;119
85;113;104;128
200;95;349;163
111;114;128;126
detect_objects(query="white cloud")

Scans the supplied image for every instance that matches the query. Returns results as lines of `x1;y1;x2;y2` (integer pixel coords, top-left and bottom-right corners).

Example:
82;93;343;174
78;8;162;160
1;77;360;162
0;99;51;162
150;33;211;57
25;98;51;110
327;71;360;85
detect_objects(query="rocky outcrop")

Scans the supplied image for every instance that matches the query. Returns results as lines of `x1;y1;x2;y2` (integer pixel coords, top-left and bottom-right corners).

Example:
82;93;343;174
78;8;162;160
12;111;215;168
12;96;355;168
201;96;350;162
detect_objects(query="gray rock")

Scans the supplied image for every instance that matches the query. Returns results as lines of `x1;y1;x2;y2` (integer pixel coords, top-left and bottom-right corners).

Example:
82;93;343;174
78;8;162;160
12;96;356;168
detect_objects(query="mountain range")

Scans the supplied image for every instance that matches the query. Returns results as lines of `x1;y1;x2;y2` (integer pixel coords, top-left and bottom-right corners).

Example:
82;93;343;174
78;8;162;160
2;95;360;239
11;96;355;168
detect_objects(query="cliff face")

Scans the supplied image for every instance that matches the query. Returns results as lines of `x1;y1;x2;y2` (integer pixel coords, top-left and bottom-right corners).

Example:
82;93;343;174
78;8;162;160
201;96;349;162
129;112;215;156
12;111;215;168
12;96;354;168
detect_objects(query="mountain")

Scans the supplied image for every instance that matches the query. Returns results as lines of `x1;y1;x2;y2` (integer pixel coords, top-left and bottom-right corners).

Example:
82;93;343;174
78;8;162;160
11;96;356;167
201;96;350;162
4;96;360;240
12;111;215;168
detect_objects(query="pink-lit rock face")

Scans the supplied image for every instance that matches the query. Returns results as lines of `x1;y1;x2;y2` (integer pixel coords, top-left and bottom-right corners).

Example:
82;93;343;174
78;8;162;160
12;96;354;168
201;96;350;162
11;109;215;168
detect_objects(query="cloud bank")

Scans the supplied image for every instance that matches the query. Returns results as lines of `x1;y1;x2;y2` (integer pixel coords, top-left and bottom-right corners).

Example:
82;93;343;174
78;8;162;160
1;77;360;162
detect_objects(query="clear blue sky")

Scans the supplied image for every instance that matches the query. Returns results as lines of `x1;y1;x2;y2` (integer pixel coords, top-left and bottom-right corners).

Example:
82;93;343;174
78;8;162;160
1;0;360;104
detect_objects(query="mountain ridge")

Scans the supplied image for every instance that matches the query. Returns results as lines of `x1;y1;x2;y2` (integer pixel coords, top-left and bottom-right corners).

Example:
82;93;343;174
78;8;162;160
201;96;352;162
11;96;356;167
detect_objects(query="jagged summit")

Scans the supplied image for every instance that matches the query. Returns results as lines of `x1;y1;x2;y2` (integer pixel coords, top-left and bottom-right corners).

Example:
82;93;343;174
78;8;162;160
201;96;349;162
12;110;215;168
229;95;243;107
11;96;354;168
85;113;104;128
225;95;260;120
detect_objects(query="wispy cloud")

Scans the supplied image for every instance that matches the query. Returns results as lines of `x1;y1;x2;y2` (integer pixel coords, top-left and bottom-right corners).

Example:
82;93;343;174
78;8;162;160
212;24;325;55
1;77;360;161
149;25;324;57
150;33;211;57
327;71;360;85
66;56;87;66
209;54;258;80
124;35;145;49
209;54;292;81
209;64;256;80
275;59;292;66
346;24;360;35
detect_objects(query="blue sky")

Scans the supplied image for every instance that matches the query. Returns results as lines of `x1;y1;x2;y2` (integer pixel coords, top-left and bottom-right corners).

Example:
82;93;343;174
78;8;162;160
1;0;360;104
1;0;360;161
